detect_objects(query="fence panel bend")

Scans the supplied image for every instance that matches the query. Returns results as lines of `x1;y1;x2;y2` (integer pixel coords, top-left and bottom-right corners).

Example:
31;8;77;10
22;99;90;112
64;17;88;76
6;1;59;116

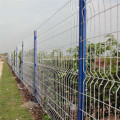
81;0;120;120
36;0;79;119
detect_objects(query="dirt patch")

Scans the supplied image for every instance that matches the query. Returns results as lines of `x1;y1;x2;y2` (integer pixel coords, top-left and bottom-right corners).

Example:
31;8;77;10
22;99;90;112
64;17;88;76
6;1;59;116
8;64;45;120
21;101;38;109
0;60;4;80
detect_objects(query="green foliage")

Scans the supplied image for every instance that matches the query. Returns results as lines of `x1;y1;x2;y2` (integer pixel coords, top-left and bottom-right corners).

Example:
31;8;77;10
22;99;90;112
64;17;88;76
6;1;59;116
37;34;120;118
18;50;22;67
86;34;120;118
41;113;52;120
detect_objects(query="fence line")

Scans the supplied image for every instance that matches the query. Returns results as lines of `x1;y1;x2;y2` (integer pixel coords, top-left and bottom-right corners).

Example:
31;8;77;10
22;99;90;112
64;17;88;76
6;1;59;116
7;0;120;120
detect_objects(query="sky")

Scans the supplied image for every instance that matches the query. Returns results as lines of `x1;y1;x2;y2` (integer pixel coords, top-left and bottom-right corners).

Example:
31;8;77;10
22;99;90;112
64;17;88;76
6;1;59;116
0;0;119;53
0;0;68;53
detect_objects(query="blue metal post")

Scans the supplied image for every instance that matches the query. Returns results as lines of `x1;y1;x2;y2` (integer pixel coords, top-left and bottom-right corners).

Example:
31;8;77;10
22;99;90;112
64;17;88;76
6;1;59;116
22;41;24;83
78;0;86;120
34;30;38;103
16;46;18;76
14;50;15;71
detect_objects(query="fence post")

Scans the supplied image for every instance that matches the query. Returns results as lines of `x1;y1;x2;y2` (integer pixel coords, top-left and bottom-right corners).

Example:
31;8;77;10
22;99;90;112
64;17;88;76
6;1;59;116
22;41;24;83
78;0;86;120
34;30;38;103
16;46;18;76
14;50;15;71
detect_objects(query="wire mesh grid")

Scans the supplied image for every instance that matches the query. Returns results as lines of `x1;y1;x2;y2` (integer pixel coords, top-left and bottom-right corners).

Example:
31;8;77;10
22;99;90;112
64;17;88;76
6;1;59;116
7;51;14;70
11;50;16;72
36;0;79;119
80;0;120;119
16;44;22;80
6;0;120;119
23;37;35;94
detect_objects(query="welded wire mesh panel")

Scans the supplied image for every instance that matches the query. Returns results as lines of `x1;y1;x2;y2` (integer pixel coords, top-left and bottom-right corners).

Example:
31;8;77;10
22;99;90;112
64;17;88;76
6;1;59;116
23;37;34;94
17;44;22;80
36;0;79;119
81;0;120;119
15;47;18;76
7;52;11;66
8;51;15;69
8;53;12;66
11;50;16;72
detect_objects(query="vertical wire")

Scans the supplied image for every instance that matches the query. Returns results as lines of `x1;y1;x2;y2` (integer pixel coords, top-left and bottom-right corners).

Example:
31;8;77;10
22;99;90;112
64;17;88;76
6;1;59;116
102;1;110;120
115;0;120;119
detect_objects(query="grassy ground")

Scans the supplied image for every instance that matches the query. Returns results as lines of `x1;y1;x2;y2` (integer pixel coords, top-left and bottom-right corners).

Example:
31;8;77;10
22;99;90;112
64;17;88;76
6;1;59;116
0;61;32;120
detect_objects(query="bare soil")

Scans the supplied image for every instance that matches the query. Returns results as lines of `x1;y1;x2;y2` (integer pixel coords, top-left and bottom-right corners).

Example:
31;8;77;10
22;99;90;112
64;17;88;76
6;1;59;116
8;64;45;120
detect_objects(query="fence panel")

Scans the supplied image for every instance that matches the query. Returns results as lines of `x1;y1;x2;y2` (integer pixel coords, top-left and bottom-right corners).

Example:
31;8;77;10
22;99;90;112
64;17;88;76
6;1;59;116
36;0;79;119
16;45;22;80
23;36;35;94
81;0;120;119
7;0;120;120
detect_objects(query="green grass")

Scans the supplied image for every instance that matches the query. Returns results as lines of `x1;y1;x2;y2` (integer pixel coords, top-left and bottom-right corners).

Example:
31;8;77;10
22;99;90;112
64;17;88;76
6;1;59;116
0;61;32;120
